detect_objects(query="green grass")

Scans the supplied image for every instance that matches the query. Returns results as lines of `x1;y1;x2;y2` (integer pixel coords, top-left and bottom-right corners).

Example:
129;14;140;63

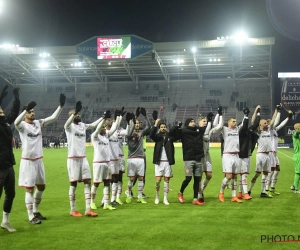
1;146;299;250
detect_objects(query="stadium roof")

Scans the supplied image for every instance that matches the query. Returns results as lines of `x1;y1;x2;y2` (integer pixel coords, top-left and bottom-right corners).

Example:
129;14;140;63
0;36;275;88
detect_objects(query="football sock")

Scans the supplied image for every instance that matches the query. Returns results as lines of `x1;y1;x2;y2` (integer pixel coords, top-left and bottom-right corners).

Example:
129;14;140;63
231;178;237;197
84;184;91;212
271;171;279;188
91;185;98;203
25;191;34;220
261;174;267;193
2;212;9;224
241;174;248;194
103;186;109;206
117;181;122;199
138;180;144;199
33;190;43;213
249;173;260;191
220;177;229;193
156;181;161;197
265;171;273;191
111;182;118;202
164;181;169;199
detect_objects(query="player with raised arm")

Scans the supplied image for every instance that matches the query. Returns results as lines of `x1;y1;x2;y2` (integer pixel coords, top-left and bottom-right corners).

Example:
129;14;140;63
64;101;105;217
218;112;248;203
126;107;150;199
125;107;151;204
173;113;212;206
109;107;131;205
237;106;260;200
15;93;65;224
0;86;20;232
266;104;292;196
149;110;179;205
197;106;223;203
90;110;122;210
247;107;278;198
105;108;130;206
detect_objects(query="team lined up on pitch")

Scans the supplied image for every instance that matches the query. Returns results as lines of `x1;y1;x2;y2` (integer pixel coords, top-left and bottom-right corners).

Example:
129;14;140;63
1;85;297;232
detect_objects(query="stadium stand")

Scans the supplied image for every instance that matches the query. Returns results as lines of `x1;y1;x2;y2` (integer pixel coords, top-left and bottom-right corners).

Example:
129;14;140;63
0;36;274;142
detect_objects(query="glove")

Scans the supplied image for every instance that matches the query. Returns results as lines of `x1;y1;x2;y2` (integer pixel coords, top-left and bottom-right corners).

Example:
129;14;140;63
152;110;158;121
103;110;112;119
135;107;141;118
59;93;66;107
243;107;250;116
0;85;8;105
217;106;222;115
130;112;136;124
74;101;82;115
26;101;37;112
288;110;294;119
140;107;147;117
125;112;131;125
121;106;127;116
177;121;182;128
207;112;214;122
13;87;20;99
276;103;282;111
114;109;122;119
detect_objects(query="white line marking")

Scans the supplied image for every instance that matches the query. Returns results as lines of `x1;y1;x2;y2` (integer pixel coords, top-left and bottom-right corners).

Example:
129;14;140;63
277;150;293;160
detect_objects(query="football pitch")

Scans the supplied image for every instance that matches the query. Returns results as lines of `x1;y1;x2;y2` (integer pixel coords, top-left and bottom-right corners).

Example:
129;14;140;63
1;146;299;250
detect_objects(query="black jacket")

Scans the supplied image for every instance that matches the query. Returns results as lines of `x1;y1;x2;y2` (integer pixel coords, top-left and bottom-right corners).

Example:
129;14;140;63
173;125;206;161
239;115;260;158
0;98;20;170
149;126;179;165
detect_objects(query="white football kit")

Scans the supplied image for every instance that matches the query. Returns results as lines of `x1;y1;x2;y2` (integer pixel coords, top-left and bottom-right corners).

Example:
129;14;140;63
15;107;62;187
64;115;103;182
222;126;240;174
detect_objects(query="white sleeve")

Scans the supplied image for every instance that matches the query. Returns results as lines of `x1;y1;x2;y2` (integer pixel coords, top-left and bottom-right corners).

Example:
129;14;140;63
275;117;289;131
107;116;121;137
273;112;281;128
91;118;106;138
64;114;74;130
14;110;27;130
43;106;63;126
87;117;104;130
213;114;219;127
211;115;223;133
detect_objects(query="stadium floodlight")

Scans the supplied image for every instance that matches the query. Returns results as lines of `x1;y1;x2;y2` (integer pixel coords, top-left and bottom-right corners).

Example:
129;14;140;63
209;58;221;62
39;52;50;58
71;62;82;67
173;59;184;64
233;31;248;42
0;43;19;49
38;62;49;68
